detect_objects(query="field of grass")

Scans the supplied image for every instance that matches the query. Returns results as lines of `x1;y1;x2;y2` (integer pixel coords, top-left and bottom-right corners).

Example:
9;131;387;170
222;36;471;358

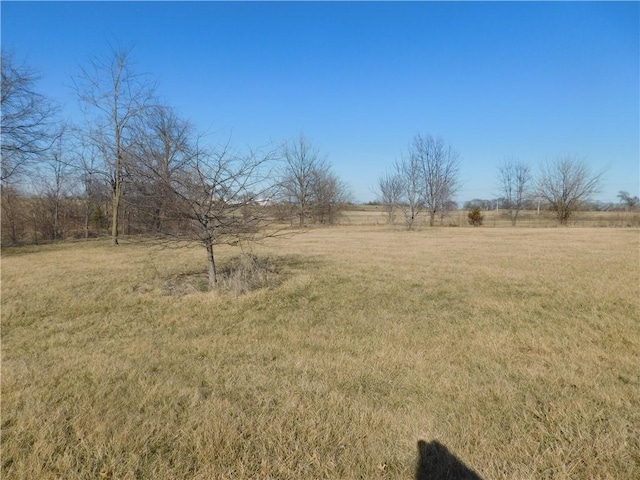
2;227;639;479
340;206;640;228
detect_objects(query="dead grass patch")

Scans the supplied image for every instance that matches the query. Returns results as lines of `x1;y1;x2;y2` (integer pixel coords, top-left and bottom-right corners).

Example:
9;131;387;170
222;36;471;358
153;253;307;297
1;227;639;479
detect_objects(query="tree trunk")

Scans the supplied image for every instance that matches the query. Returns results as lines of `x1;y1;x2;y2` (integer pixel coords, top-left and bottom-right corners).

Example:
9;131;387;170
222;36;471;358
32;213;38;245
558;206;570;226
84;205;90;239
53;199;60;240
206;239;217;287
429;211;436;227
111;178;120;245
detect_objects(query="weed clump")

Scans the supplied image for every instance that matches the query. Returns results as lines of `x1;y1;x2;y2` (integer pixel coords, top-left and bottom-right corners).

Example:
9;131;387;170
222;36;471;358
160;254;281;296
218;254;280;296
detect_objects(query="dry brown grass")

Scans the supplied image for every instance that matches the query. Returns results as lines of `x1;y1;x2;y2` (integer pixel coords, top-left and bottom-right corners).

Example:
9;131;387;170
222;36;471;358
341;206;640;228
2;227;639;479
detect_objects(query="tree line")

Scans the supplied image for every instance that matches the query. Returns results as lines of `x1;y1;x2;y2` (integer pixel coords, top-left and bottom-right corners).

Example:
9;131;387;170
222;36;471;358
2;47;634;280
1;48;351;285
375;136;625;228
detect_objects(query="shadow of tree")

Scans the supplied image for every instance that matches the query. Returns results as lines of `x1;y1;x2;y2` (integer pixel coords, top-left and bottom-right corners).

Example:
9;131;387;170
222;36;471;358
415;440;483;480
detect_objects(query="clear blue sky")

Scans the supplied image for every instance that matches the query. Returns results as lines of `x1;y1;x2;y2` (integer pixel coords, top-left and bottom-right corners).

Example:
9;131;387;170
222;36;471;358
2;1;638;203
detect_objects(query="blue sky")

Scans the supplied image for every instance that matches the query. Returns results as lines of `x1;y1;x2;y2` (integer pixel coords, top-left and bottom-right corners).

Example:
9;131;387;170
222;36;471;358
2;1;638;203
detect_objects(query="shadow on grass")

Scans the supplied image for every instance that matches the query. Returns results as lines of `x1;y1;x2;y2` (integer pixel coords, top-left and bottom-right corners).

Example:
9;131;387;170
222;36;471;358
415;440;483;480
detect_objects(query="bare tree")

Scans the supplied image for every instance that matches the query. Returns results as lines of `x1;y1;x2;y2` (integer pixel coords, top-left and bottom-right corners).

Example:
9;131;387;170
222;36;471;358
158;140;279;288
393;151;424;229
415;134;461;227
72;131;109;239
617;191;639;211
128;105;196;233
278;134;328;227
390;134;460;229
497;158;531;226
74;47;156;245
311;168;350;224
1;51;59;183
34;131;77;240
1;185;26;243
438;199;458;225
377;171;404;224
537;156;604;225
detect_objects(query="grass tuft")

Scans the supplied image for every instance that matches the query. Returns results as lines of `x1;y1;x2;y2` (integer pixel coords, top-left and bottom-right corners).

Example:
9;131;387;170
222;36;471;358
217;254;281;296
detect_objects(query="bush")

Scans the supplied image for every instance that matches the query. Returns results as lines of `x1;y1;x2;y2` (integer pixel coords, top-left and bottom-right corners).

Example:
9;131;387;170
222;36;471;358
468;207;484;226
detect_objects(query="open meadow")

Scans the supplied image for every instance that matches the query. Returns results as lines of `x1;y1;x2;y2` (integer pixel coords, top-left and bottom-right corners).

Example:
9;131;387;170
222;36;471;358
2;226;639;479
338;206;640;228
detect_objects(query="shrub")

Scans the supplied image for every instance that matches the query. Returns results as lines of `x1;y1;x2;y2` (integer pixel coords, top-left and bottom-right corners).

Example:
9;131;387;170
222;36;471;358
468;207;484;226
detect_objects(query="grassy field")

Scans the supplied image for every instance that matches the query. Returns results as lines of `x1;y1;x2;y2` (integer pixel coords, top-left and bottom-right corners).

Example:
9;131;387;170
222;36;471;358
339;206;640;228
2;227;639;479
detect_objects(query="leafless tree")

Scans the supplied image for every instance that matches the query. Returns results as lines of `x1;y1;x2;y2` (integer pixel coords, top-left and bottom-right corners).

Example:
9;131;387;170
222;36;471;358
415;134;461;227
158;140;280;288
1;51;59;184
311;168;350;224
537;156;604;225
617;191;639;211
393;151;424;229
497;158;531;226
438;199;458;225
74;46;156;245
34;131;77;240
390;134;460;229
72;131;109;239
278;134;329;227
377;171;404;224
128;105;196;233
1;185;26;243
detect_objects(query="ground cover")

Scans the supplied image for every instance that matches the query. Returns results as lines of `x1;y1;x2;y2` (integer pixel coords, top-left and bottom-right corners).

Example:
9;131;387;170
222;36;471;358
2;227;638;479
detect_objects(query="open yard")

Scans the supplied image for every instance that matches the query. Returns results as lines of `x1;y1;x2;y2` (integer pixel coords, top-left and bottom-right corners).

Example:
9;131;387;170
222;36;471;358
1;227;639;479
